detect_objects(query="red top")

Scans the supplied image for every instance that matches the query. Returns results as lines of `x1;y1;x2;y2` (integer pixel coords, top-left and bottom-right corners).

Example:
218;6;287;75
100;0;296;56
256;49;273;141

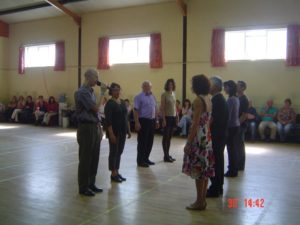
35;101;47;112
16;101;25;109
47;102;59;112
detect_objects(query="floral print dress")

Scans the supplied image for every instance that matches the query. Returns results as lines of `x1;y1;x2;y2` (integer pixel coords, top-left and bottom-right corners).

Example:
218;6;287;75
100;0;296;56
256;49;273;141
182;111;215;179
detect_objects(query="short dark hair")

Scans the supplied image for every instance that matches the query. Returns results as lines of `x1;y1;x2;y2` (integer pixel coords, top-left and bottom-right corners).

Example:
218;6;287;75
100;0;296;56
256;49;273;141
224;80;237;97
109;82;121;96
238;80;247;90
285;98;292;105
192;74;210;96
164;79;176;91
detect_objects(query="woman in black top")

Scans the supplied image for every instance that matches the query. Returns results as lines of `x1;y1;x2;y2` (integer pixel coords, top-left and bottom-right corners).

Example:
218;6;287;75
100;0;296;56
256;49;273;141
105;83;131;183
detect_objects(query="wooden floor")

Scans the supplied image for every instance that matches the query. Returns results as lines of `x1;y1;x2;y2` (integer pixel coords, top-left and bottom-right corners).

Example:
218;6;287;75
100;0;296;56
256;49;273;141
0;123;300;225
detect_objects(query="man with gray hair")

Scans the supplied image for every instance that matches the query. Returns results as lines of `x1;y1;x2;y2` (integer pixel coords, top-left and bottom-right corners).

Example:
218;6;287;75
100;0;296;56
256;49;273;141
74;68;107;196
207;76;229;197
133;81;159;167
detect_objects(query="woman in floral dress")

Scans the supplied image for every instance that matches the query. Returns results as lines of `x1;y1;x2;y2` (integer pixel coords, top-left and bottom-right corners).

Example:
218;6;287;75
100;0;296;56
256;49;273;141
182;74;215;210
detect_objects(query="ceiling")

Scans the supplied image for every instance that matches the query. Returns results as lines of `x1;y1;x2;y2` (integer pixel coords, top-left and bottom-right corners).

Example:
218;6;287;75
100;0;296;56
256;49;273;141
0;0;173;24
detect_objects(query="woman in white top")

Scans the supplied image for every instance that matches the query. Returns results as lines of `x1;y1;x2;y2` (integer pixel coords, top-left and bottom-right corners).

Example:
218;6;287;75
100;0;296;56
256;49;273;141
161;79;178;163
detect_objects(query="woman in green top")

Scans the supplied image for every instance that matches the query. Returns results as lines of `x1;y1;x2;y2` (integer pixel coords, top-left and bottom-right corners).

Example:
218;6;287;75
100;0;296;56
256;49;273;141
161;79;178;163
105;83;131;183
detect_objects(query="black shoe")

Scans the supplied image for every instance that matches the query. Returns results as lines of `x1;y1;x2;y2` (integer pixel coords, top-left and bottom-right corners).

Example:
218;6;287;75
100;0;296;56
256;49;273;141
79;189;95;196
206;189;220;198
169;156;176;161
164;156;174;163
89;185;103;193
238;167;245;171
118;174;126;181
146;160;155;165
224;171;238;177
138;163;149;168
111;175;123;183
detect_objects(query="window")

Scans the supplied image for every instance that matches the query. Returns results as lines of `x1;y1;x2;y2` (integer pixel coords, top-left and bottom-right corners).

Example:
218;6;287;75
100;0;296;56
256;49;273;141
225;28;287;61
25;44;55;68
109;37;150;65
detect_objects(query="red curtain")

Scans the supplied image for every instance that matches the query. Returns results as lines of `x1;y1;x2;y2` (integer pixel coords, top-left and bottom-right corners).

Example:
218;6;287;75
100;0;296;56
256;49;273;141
150;33;163;68
97;37;110;70
211;28;225;67
18;46;25;75
286;24;300;66
54;41;65;71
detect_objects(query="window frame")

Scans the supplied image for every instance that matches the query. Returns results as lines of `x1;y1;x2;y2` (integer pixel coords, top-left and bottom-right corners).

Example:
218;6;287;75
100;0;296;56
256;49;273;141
225;27;287;62
108;36;150;66
24;43;56;68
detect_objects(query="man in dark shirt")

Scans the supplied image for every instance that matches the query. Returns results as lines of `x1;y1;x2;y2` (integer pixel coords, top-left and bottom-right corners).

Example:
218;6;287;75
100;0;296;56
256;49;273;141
207;76;229;197
237;81;249;171
74;68;107;196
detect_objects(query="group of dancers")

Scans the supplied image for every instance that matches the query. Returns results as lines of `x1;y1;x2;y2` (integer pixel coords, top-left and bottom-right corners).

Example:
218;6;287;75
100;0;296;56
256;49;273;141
75;68;248;211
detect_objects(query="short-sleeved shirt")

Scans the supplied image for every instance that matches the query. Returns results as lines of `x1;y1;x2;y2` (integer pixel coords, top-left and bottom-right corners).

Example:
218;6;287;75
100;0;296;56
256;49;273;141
227;96;240;128
104;99;128;134
134;92;157;119
278;107;296;123
260;106;277;122
161;91;176;117
74;85;99;123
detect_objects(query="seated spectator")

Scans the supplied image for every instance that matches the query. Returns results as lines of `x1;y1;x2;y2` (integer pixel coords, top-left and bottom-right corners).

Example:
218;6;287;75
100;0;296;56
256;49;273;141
4;96;18;120
176;100;182;118
258;99;278;141
124;99;133;114
11;96;25;122
24;96;34;112
18;96;35;123
177;99;192;136
247;100;260;140
276;98;296;142
34;96;47;125
42;96;58;126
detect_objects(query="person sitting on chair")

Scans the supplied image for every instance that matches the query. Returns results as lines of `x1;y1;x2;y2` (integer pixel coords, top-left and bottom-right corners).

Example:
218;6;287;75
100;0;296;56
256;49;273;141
34;96;47;125
42;96;59;126
276;98;296;142
258;99;278;141
178;99;192;137
4;96;17;120
10;96;25;122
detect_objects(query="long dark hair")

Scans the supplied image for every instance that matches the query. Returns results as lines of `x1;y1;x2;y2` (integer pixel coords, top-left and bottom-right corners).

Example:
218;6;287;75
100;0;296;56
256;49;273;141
164;79;176;91
48;96;56;104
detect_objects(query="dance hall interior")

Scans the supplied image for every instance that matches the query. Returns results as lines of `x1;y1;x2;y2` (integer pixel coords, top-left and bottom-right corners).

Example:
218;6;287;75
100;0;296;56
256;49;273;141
0;0;300;225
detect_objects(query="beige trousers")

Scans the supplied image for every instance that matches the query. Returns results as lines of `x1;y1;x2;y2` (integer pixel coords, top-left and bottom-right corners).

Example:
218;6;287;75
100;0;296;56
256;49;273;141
258;121;277;140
